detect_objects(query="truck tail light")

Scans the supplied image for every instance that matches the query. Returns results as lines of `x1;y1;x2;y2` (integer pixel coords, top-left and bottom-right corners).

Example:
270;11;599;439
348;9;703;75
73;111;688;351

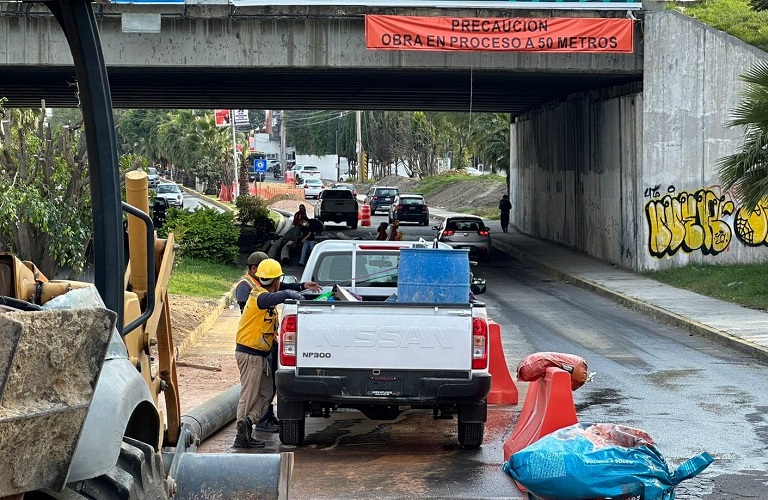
422;205;428;212
443;230;455;236
396;204;403;211
280;314;297;367
472;318;488;369
478;229;490;237
373;195;379;200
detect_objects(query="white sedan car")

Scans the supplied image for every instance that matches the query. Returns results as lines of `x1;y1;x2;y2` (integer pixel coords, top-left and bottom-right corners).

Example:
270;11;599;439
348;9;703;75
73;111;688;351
298;177;324;199
155;182;184;208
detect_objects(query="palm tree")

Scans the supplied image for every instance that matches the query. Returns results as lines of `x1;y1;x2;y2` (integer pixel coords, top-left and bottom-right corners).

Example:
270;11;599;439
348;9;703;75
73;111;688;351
717;61;768;210
472;113;511;192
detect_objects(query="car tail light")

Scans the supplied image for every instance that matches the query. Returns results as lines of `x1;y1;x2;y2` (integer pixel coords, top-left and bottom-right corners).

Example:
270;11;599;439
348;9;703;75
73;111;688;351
443;230;455;236
422;205;428;212
472;318;488;369
478;230;490;236
396;204;403;211
280;314;297;367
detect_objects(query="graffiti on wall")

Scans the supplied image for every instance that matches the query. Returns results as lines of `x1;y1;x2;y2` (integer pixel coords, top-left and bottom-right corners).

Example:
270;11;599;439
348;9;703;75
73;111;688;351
734;200;768;246
644;185;734;258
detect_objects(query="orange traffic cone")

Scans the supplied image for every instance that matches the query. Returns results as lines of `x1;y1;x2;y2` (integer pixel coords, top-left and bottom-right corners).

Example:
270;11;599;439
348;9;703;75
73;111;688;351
360;204;371;227
487;321;518;405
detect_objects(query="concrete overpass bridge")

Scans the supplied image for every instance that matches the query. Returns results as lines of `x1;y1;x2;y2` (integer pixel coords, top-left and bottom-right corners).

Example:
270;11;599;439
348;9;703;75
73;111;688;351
0;2;642;112
3;1;768;273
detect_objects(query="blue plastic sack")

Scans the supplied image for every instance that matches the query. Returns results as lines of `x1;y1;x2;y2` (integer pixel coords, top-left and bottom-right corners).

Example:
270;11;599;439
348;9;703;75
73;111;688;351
502;423;713;500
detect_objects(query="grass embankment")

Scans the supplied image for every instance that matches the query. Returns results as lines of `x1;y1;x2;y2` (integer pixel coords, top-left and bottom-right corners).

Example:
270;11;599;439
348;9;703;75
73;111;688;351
642;263;768;310
168;258;243;299
416;172;507;219
674;0;768;52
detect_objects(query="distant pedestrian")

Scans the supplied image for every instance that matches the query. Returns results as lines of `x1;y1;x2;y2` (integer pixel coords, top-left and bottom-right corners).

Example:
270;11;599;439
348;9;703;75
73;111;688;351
499;195;512;233
298;219;317;266
376;222;389;240
292;204;309;227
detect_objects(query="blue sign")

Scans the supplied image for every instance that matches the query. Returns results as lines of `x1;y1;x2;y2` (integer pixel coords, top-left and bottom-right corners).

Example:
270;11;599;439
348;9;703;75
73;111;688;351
254;159;268;173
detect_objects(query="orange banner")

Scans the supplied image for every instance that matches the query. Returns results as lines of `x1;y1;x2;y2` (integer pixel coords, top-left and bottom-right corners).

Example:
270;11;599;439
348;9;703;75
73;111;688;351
365;15;634;53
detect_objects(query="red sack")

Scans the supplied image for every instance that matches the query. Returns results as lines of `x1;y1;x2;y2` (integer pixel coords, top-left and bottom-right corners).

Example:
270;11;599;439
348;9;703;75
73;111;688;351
517;352;589;390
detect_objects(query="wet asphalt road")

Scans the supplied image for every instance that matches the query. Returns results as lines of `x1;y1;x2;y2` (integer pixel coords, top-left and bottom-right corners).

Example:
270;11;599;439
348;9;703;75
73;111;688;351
202;212;768;499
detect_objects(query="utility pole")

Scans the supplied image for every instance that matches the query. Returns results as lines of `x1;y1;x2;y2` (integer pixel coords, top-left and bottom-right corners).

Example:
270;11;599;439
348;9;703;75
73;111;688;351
230;109;238;196
356;110;362;181
280;110;286;178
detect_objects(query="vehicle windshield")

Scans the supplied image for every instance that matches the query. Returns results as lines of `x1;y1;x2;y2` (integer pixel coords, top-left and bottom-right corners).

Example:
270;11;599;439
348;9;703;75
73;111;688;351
323;190;352;198
399;197;424;205
148;168;157;175
446;219;483;231
157;184;180;194
313;253;399;286
305;178;323;185
377;189;398;196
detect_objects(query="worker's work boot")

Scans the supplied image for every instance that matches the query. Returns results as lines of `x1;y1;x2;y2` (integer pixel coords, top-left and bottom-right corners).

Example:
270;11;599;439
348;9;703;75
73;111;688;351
233;419;251;448
246;417;266;448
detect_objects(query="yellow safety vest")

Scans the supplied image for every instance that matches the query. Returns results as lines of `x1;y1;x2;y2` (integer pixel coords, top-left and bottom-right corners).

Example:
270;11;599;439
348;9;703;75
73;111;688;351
238;273;259;291
235;286;278;354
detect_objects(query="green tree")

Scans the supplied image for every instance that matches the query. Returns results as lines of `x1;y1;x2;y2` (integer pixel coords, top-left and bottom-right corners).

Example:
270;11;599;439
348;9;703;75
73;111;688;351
0;101;92;278
717;62;768;210
472;112;510;189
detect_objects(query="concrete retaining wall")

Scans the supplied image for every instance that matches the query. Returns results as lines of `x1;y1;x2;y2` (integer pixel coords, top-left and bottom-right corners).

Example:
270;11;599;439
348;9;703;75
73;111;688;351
641;11;768;270
512;84;642;269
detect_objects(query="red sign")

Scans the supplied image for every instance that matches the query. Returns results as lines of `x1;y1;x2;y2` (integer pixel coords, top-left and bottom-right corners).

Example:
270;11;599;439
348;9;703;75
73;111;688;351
215;109;231;127
365;15;634;54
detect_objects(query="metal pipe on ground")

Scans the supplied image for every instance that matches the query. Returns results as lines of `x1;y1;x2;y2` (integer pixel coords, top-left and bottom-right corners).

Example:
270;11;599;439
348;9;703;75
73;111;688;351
260;238;273;253
280;240;294;266
268;237;283;260
180;384;238;442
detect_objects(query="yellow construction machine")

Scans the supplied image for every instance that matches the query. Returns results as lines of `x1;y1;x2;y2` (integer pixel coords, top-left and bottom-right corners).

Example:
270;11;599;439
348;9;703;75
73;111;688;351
0;0;291;498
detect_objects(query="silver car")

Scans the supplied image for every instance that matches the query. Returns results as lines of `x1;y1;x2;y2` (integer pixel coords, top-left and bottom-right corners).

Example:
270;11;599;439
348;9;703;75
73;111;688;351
155;182;184;208
433;216;492;262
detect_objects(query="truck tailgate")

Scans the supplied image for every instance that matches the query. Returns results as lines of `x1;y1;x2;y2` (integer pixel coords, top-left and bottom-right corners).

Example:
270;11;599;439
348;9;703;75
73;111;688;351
295;302;473;371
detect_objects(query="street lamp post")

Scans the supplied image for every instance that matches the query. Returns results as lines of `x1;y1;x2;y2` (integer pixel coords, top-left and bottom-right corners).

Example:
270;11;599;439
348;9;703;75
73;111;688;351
335;129;339;182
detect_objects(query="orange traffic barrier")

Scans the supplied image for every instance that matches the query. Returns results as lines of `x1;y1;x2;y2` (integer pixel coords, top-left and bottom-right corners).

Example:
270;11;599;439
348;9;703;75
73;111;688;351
503;367;578;462
219;182;235;203
487;321;518;405
360;204;371;227
248;183;304;200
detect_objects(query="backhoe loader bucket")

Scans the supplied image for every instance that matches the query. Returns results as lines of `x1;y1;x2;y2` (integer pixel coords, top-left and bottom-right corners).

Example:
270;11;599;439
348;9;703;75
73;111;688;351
0;308;115;496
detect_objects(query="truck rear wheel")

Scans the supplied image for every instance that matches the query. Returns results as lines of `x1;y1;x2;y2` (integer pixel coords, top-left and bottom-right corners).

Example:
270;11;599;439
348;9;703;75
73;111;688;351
457;422;484;449
349;219;358;229
279;418;306;446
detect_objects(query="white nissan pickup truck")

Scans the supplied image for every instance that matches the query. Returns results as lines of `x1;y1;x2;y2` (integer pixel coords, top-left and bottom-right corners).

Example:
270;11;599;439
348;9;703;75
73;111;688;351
275;240;491;448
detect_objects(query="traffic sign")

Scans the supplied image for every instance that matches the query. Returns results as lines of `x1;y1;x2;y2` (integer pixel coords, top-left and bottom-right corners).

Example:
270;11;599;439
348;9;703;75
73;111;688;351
254;159;267;173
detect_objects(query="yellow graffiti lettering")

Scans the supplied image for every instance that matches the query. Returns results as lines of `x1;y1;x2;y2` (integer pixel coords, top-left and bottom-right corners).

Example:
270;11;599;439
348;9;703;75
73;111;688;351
645;187;733;258
734;199;768;246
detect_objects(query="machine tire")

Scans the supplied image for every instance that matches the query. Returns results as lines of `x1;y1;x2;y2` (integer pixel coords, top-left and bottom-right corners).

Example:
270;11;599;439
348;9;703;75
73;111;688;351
457;421;484;449
279;418;306;446
68;437;171;499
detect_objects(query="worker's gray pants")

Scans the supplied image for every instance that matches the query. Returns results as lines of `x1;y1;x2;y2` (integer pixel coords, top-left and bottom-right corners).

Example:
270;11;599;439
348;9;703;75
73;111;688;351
235;351;272;424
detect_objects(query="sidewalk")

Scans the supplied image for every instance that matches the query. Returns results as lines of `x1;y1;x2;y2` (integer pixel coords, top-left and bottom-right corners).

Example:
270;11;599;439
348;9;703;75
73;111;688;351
427;207;768;364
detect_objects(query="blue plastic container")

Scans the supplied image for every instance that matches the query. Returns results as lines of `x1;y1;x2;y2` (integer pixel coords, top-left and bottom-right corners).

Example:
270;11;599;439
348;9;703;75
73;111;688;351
397;248;470;303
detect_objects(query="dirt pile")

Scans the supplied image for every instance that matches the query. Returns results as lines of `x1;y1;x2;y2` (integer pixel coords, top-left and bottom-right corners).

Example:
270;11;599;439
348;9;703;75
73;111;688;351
357;175;506;213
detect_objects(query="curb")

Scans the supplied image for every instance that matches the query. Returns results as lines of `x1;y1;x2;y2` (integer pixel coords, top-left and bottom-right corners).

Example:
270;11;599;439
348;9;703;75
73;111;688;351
179;185;233;212
175;283;237;359
489;238;768;365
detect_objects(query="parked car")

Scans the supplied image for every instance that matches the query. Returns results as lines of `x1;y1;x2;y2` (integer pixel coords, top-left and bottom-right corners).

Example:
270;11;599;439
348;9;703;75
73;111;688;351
295;165;322;184
331;182;357;198
433;215;491;261
298;177;325;199
155;182;184;208
463;167;485;176
364;186;399;214
147;167;160;188
388;194;429;226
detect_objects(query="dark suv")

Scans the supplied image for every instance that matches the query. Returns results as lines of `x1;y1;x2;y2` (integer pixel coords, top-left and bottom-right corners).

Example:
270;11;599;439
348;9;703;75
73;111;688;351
364;186;399;214
388;194;429;225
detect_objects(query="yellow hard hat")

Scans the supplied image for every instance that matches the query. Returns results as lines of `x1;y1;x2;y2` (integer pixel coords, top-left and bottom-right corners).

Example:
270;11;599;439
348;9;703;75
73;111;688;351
256;258;284;280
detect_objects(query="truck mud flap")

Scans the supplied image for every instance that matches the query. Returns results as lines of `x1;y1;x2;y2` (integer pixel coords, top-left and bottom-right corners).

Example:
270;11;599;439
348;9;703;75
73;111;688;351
0;309;115;497
174;452;293;500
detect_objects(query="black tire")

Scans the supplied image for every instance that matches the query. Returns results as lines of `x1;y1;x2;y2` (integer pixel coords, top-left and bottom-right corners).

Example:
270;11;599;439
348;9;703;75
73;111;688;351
60;437;170;499
350;219;358;230
279;418;306;446
457;422;484;449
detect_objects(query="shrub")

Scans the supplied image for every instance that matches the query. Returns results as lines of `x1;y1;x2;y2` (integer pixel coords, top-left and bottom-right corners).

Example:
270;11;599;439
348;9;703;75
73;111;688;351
235;195;276;236
159;207;240;264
